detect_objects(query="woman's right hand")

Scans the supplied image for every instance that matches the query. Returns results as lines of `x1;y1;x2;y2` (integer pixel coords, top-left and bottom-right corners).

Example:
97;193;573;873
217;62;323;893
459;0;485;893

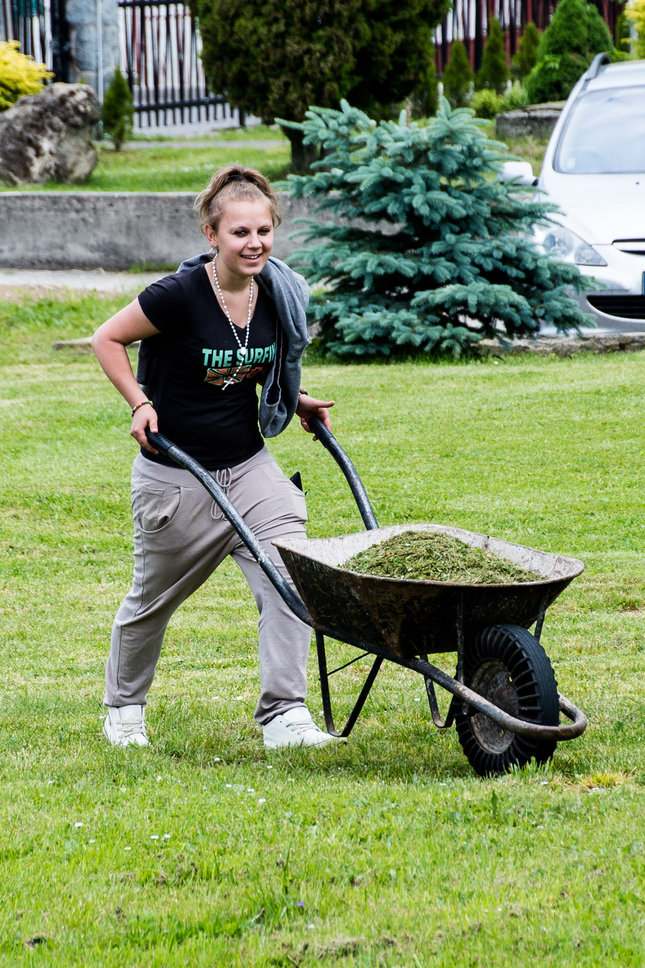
130;403;159;454
92;300;162;455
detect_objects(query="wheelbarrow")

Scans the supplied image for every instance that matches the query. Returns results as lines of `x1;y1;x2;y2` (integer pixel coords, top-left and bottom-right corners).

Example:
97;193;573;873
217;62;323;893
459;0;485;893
147;419;587;776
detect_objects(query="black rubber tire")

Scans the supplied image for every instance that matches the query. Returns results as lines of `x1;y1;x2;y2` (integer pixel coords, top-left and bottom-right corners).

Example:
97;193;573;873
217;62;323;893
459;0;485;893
455;624;559;777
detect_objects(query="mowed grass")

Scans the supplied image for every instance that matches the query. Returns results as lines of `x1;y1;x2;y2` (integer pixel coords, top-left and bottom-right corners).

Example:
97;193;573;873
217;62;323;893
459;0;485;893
0;120;548;193
0;125;291;193
0;292;643;966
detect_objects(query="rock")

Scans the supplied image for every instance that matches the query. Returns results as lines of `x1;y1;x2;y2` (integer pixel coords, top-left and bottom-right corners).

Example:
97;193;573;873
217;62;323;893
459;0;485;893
0;83;99;185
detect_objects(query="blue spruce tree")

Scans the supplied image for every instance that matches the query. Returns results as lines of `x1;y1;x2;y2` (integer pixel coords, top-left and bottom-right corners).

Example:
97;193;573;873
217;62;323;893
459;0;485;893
282;100;590;358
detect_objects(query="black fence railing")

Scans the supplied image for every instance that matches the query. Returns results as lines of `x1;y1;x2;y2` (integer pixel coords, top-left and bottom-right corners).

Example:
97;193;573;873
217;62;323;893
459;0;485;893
0;0;72;80
118;0;234;127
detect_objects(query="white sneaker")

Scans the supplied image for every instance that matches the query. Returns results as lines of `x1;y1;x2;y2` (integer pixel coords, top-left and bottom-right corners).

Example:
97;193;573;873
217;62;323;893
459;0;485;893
263;705;337;749
103;704;149;747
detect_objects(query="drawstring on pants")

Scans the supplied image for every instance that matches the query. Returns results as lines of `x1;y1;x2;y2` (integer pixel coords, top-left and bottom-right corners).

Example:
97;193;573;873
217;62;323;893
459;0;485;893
210;467;233;520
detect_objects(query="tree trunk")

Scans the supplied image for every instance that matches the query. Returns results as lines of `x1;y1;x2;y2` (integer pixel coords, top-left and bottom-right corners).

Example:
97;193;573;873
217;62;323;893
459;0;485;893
281;125;320;174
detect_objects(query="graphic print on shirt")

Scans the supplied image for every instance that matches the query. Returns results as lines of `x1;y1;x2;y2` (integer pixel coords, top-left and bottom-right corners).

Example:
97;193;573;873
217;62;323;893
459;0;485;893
202;342;276;388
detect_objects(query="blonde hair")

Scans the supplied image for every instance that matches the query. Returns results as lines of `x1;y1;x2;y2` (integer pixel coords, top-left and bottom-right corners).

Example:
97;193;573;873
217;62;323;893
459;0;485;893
195;165;281;235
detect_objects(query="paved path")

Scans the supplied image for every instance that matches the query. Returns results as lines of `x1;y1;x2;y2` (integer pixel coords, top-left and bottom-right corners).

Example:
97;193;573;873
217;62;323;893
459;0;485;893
123;139;281;151
0;267;163;297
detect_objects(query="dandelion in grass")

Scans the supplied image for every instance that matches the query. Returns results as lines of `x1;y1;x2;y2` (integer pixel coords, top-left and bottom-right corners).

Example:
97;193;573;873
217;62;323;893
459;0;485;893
74;822;84;828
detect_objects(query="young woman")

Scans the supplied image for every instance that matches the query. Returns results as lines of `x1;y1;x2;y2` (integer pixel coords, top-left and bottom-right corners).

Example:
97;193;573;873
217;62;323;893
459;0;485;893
92;165;335;749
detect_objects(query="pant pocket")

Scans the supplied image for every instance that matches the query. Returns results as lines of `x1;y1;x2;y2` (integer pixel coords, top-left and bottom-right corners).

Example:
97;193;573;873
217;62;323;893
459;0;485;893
132;481;182;533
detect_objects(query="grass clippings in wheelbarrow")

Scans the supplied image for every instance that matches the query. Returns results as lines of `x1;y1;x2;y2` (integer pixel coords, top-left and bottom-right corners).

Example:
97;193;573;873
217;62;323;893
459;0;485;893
342;531;541;584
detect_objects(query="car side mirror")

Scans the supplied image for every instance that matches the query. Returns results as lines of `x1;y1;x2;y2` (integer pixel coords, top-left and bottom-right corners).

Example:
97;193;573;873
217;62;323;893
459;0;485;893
498;161;538;186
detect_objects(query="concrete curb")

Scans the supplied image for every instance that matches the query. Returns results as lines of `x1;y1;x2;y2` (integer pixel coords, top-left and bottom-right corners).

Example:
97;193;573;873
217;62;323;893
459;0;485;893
50;332;645;357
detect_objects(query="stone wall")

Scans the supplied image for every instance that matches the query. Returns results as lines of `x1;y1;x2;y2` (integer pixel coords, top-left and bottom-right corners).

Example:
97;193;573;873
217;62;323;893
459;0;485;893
0;192;315;269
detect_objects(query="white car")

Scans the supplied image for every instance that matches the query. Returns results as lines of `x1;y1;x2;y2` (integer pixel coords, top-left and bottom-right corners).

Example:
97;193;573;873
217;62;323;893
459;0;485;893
503;54;645;332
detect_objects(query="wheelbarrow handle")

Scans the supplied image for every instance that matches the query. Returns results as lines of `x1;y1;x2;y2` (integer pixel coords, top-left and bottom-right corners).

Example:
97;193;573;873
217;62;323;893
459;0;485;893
145;430;314;627
307;414;379;531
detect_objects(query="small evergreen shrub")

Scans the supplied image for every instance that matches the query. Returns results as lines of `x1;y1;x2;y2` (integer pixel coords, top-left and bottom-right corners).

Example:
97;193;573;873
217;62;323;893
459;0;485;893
475;18;509;94
511;23;541;81
525;0;613;104
101;66;134;150
0;40;51;111
626;0;645;58
614;12;631;55
442;41;473;108
471;88;503;119
282;100;589;359
470;83;528;120
501;82;529;112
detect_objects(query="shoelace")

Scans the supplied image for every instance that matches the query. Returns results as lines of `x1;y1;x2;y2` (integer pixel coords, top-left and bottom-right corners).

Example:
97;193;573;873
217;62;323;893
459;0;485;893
285;715;322;738
119;719;147;739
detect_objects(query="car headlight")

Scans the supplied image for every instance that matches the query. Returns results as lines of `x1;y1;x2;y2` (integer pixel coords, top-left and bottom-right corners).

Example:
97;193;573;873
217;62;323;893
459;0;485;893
535;223;607;267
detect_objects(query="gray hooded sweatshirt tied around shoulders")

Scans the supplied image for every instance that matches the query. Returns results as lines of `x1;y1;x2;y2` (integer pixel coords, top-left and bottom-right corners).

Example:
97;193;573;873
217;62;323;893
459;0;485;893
138;253;311;440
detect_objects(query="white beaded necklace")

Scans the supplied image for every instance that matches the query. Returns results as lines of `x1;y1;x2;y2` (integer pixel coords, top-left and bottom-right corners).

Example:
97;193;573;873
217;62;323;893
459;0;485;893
211;261;254;388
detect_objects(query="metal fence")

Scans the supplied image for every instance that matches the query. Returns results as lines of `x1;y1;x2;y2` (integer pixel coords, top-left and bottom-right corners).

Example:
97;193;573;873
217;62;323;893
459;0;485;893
0;0;72;80
118;0;234;127
1;0;48;63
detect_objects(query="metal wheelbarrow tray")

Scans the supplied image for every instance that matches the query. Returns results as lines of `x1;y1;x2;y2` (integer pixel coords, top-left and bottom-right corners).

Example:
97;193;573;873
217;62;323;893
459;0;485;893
148;421;587;777
273;523;583;661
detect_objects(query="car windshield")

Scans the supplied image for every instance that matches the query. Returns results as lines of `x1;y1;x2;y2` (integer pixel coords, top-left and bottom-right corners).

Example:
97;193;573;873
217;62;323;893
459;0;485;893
554;86;645;174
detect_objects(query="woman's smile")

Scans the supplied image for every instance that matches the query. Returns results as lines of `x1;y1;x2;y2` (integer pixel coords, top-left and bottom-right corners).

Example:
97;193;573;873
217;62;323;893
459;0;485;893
206;198;274;286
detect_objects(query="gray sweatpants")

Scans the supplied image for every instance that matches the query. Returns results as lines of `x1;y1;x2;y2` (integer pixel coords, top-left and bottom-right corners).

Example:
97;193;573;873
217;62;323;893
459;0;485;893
104;447;311;724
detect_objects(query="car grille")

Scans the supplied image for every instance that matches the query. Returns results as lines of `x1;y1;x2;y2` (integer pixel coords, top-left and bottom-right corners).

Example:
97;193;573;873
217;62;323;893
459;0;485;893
587;295;645;320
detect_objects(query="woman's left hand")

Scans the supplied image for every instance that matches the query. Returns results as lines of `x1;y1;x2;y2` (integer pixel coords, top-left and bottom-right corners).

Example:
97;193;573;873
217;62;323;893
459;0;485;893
296;393;335;437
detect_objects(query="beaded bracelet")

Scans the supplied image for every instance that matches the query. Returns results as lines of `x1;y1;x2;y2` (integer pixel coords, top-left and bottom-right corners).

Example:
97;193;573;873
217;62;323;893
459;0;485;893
131;399;153;417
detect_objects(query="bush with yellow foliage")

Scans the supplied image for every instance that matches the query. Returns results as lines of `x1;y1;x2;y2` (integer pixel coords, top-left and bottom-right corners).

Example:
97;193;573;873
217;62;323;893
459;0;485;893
0;40;52;111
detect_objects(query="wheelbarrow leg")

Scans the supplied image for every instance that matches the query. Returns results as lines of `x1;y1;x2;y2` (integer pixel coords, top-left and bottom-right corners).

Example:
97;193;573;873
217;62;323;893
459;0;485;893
422;592;461;729
423;669;457;730
316;631;383;738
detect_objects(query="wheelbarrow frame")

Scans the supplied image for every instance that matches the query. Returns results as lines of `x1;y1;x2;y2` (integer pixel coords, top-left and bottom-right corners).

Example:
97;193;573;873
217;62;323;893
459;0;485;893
146;421;587;755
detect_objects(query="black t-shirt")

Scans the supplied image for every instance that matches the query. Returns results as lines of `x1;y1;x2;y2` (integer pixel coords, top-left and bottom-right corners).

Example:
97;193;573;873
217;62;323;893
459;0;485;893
137;263;277;469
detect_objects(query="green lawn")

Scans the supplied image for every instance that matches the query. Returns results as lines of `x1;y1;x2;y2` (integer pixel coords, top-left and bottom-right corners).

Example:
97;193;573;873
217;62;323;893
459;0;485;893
0;121;548;193
0;125;291;193
1;293;643;966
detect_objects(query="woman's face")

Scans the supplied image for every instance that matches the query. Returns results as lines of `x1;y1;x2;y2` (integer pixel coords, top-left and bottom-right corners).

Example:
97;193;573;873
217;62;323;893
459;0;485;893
205;198;274;283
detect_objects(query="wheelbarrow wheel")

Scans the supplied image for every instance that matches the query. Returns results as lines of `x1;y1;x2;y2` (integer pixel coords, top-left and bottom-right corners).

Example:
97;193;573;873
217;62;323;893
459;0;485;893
455;624;559;777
